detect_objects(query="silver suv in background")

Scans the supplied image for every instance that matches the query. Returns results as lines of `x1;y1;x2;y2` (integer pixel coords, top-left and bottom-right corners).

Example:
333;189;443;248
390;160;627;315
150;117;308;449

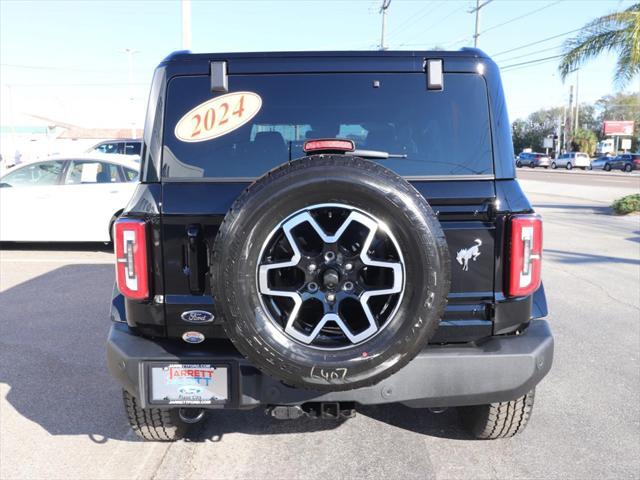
516;152;551;168
552;152;591;170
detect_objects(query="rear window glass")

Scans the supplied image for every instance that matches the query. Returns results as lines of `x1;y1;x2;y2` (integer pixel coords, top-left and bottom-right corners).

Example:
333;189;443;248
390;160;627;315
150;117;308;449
162;73;493;178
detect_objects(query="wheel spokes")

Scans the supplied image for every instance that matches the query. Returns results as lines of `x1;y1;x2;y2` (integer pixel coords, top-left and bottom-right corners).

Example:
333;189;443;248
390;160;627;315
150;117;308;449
257;205;405;347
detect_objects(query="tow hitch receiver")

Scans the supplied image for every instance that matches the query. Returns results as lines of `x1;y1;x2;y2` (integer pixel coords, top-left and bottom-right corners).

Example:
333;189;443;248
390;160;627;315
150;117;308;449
266;402;356;420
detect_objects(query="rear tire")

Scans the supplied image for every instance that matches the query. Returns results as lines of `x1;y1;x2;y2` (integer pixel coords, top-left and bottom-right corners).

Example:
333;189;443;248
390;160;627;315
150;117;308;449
122;389;188;441
516;160;522;168
624;163;632;172
566;163;572;170
458;390;535;440
529;162;534;168
551;162;557;169
604;163;611;171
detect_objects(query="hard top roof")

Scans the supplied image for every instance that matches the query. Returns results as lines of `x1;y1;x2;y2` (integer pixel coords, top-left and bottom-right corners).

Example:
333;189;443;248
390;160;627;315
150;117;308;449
158;48;493;75
162;48;488;63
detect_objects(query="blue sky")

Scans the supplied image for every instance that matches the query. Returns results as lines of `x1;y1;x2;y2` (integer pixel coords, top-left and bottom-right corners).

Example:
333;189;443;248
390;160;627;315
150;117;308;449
0;0;634;129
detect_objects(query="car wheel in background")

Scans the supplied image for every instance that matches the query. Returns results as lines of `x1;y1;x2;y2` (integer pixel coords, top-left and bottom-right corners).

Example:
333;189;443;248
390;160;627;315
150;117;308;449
551;162;557;169
604;163;612;171
624;164;632;172
529;162;535;168
516;161;522;168
587;164;592;170
566;163;572;170
108;210;124;245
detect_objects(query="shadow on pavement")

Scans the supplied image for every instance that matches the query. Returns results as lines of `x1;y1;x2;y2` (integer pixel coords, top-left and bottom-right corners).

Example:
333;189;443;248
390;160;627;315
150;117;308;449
187;404;471;442
533;204;613;215
187;409;346;442
544;248;640;266
626;231;640;243
0;241;112;253
0;264;468;443
0;264;127;443
358;404;472;440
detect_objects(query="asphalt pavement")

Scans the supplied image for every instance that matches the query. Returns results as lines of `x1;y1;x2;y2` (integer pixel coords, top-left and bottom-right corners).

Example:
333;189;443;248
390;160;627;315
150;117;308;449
1;174;639;480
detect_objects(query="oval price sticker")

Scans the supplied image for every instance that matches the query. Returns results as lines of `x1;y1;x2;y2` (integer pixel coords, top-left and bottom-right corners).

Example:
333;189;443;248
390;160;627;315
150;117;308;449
174;91;262;143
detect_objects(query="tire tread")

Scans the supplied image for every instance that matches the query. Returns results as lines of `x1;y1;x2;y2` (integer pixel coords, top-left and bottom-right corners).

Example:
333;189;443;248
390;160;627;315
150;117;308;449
122;389;186;442
459;390;535;440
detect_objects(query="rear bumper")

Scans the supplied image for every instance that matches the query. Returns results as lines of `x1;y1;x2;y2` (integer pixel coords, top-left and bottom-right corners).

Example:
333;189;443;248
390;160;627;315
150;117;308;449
107;320;553;409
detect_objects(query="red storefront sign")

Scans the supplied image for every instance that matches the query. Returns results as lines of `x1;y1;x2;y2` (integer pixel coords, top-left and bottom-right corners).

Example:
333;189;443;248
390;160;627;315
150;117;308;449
603;120;634;136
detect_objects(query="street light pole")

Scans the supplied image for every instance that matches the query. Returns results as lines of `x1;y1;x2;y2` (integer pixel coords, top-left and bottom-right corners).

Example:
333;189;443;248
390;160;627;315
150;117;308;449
379;0;391;51
123;48;139;139
182;0;191;50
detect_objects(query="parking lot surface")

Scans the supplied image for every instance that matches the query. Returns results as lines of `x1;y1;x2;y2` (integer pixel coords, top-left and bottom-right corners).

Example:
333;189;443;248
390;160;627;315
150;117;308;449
1;176;639;480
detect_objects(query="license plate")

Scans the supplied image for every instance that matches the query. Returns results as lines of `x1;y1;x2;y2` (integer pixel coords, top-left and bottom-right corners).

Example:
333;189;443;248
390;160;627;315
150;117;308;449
149;364;228;405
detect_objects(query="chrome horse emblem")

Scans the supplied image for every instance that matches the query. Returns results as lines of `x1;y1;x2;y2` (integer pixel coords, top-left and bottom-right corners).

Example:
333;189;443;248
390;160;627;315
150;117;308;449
456;239;482;271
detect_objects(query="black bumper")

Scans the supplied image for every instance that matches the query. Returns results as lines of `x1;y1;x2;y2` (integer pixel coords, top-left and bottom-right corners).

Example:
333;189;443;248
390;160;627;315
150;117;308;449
107;320;553;409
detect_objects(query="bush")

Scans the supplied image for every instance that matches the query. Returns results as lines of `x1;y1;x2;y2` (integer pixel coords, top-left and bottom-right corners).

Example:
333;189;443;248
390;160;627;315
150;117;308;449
612;194;640;214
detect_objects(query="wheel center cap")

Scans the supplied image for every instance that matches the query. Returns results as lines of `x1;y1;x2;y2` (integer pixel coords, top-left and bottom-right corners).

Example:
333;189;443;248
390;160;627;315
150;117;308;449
322;268;340;290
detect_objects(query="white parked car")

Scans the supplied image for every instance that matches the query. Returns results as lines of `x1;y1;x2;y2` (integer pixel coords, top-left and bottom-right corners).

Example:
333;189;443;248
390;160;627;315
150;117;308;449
551;152;591;170
0;154;139;242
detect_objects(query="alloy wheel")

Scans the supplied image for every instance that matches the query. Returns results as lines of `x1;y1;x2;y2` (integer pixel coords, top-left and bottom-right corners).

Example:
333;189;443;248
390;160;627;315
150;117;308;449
257;204;405;349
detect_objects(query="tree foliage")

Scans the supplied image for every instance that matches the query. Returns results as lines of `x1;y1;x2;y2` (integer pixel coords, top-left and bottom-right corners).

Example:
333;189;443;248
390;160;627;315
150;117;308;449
512;92;639;155
571;128;598;155
559;3;640;88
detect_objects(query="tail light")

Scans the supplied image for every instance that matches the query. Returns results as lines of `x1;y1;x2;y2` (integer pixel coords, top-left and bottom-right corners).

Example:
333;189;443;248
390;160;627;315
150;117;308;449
633;159;640;165
508;215;542;297
114;218;149;300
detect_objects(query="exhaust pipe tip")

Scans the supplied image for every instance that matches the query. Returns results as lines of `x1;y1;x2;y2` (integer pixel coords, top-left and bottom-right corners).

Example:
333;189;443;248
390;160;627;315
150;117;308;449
178;408;206;424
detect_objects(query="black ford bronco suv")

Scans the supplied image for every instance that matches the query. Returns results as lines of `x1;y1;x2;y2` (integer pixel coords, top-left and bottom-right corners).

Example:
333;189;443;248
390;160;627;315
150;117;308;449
107;49;553;441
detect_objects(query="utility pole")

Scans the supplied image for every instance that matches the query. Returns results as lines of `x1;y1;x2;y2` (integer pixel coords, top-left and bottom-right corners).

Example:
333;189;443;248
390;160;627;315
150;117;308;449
565;85;573;151
379;0;391;51
573;69;580;134
181;0;191;50
469;0;494;48
556;113;563;158
123;48;139;138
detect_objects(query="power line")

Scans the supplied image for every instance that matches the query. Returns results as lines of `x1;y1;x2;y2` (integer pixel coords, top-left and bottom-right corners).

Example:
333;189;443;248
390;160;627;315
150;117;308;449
491;27;583;57
395;3;467;47
385;1;446;43
482;0;562;36
500;54;564;71
498;44;564;63
385;1;435;41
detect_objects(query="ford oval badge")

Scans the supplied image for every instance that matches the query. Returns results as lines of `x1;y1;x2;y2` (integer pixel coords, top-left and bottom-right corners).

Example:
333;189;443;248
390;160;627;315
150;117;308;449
182;331;205;344
181;310;215;324
178;385;205;396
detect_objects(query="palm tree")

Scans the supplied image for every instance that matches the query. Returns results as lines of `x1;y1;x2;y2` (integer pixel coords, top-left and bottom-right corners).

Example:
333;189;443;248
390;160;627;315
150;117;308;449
559;3;640;88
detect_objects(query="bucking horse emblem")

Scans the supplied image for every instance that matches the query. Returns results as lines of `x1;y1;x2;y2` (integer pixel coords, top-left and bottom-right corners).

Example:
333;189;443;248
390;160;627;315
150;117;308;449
456;239;482;271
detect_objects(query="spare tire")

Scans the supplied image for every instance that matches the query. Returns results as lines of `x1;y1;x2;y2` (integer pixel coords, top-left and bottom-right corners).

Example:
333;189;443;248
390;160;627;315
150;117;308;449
211;155;450;391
